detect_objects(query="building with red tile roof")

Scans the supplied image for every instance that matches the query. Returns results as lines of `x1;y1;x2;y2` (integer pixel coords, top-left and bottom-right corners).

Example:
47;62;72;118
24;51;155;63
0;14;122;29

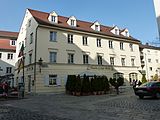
0;30;18;39
15;8;143;93
0;30;18;86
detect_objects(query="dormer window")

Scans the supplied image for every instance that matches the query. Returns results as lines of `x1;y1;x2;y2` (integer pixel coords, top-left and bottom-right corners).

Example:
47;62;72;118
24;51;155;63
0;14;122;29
121;28;129;37
110;26;119;35
91;21;100;31
67;16;77;27
48;11;58;23
115;29;119;35
95;25;99;31
125;31;128;36
10;40;16;46
51;16;56;23
71;19;75;26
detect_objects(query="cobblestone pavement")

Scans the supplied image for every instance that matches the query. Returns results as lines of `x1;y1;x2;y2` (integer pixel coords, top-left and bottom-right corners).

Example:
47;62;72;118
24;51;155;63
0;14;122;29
1;88;160;120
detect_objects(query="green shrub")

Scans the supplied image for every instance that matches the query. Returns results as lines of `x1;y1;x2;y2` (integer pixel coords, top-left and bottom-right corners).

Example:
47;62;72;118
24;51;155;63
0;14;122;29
66;75;76;93
75;75;82;92
103;76;110;92
81;74;91;93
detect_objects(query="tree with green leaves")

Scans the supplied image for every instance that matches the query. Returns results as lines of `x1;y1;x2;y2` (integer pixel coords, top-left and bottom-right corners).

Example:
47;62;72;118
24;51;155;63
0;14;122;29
109;77;124;94
141;74;147;83
153;74;158;81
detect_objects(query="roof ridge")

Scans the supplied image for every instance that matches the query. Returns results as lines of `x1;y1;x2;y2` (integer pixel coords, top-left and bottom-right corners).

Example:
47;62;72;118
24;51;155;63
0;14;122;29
0;30;19;34
27;8;139;42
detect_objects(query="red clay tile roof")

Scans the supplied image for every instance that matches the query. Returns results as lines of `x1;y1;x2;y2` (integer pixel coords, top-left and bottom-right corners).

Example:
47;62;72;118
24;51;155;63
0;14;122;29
140;44;160;50
0;39;16;52
28;9;140;43
0;30;18;39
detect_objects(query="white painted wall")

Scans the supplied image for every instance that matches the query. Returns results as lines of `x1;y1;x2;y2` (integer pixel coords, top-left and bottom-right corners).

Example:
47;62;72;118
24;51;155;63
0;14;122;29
0;51;15;76
142;48;160;80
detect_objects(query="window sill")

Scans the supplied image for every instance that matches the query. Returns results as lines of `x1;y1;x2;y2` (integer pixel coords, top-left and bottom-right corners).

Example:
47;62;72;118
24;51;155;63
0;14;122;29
45;85;61;87
50;40;57;42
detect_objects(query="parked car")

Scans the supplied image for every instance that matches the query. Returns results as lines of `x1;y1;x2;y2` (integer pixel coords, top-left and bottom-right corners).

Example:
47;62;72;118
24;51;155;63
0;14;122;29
134;81;160;99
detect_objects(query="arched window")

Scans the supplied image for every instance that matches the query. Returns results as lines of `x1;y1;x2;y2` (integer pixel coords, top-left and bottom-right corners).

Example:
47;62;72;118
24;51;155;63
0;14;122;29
113;72;124;79
129;73;138;83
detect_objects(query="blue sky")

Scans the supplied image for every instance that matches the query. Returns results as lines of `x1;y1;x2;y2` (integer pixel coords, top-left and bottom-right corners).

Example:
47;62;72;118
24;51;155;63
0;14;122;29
0;0;158;45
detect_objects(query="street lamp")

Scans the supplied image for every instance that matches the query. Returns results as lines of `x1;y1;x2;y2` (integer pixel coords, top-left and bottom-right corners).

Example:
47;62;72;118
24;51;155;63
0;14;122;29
38;58;43;73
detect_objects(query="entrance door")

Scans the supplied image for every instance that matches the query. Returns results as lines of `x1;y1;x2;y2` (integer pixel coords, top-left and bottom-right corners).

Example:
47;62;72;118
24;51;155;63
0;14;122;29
28;75;31;92
129;73;138;84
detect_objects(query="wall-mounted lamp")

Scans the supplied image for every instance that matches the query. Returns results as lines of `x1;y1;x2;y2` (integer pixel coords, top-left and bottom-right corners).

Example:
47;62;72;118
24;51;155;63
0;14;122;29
38;57;43;73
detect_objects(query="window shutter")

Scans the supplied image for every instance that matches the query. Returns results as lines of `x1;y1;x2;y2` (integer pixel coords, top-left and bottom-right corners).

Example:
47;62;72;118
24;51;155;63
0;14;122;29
44;75;49;86
64;75;68;85
56;76;61;86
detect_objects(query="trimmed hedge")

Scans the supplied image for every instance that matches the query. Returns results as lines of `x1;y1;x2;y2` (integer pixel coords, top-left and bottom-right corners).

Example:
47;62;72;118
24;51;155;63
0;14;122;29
66;75;110;96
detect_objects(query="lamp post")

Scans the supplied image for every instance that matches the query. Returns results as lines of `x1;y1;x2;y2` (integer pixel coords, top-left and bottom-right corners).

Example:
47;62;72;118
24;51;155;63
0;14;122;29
38;58;43;73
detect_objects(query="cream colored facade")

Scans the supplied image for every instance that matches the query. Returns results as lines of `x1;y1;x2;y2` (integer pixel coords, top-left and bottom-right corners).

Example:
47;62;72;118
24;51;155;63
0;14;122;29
15;9;142;93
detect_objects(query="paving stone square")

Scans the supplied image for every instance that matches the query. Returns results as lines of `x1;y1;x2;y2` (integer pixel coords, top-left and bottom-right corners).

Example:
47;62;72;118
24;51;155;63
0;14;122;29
0;89;160;120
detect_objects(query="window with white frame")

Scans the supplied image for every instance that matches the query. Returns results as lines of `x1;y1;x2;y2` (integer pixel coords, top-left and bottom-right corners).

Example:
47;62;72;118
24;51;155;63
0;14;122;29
97;39;101;47
11;40;16;46
83;55;89;64
121;58;125;66
97;55;102;65
109;40;113;49
110;57;114;65
30;33;33;44
125;31;128;36
82;36;88;45
29;53;32;64
115;29;119;35
49;75;57;85
131;58;135;66
51;16;56;23
71;19;75;26
50;31;57;42
50;52;57;63
120;42;124;50
129;43;133;51
68;34;73;44
6;67;12;73
7;53;13;59
68;53;74;64
95;25;99;31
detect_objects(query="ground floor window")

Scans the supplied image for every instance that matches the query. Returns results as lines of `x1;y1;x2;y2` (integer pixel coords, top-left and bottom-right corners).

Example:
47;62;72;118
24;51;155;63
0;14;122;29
113;72;124;79
49;75;57;85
